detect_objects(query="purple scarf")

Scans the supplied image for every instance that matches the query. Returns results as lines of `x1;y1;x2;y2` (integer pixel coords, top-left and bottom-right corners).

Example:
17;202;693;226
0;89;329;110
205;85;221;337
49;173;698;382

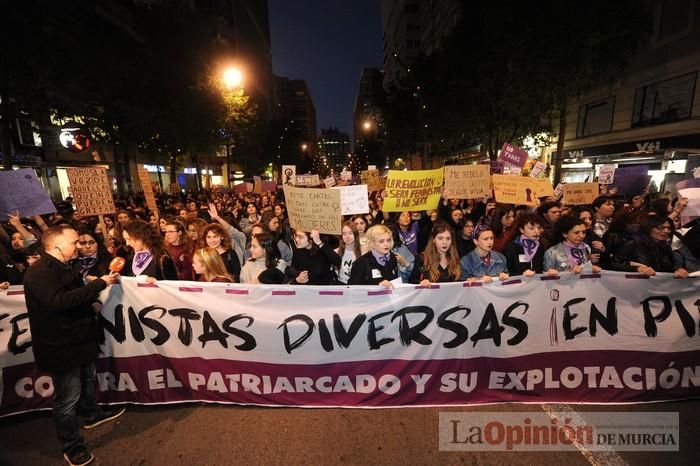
516;236;540;262
371;250;391;266
480;252;492;268
79;254;98;279
562;241;587;268
132;250;154;276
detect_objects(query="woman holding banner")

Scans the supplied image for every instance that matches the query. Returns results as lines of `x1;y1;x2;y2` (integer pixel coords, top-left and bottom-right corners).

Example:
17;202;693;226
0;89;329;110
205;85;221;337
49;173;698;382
502;213;545;277
544;216;602;275
240;232;285;284
335;221;361;285
459;224;509;282
122;220;179;282
286;229;341;285
348;224;399;288
409;221;462;286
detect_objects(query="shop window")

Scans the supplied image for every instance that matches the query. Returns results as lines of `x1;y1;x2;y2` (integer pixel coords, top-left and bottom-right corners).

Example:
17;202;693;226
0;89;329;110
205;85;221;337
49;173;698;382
577;97;615;137
632;72;696;127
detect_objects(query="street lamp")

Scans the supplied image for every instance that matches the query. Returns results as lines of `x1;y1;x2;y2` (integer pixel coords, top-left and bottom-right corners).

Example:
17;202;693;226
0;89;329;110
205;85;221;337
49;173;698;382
362;120;372;131
223;67;244;90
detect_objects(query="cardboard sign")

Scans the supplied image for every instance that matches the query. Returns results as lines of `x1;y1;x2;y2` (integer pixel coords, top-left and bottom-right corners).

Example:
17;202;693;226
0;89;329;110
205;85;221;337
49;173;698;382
443;165;491;199
0;168;56;220
360;169;386;192
498;143;529;175
562;182;600;205
332;185;369;216
282;165;296;185
295;174;320;187
65;167;116;216
137;165;158;213
323;176;336;188
383;168;443;212
340;170;352;181
598;165;616;185
492;175;553;206
554;183;564;199
283;186;342;235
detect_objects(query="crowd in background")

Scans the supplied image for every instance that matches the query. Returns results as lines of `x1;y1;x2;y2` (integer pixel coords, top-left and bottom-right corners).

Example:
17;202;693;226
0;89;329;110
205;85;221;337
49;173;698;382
2;183;699;290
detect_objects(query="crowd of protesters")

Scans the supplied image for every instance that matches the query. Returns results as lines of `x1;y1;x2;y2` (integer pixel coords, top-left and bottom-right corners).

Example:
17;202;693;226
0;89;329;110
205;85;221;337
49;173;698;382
1;182;698;291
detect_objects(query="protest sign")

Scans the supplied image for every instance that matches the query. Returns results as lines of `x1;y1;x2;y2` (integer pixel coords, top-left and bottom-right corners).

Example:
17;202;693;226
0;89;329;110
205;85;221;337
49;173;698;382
562;182;600;205
685;154;700;179
0;168;56;220
233;182;253;194
1;272;698;416
529;161;547;178
333;185;369;215
360;169;386;192
283;185;342;234
295;174;321;187
282;165;296;185
323;176;336;188
611;165;651;196
598;165;616;185
65;167;116;216
677;179;700;226
443;165;490;199
383;168;443;212
492;175;553;206
340;170;352;181
137;165;158;213
498;143;529;175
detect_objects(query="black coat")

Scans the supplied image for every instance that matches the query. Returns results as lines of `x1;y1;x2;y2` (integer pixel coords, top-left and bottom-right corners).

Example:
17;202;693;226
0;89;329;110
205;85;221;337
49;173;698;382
607;237;676;273
348;251;398;285
408;253;460;284
122;251;179;280
220;248;241;282
24;255;107;373
502;238;545;275
286;243;341;285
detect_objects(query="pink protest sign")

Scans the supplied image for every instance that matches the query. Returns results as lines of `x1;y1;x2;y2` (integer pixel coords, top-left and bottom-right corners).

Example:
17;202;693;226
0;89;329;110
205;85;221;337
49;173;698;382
498;143;529;175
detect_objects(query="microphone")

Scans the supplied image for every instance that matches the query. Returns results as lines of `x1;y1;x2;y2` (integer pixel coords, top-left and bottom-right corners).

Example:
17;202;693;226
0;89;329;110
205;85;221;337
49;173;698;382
109;257;125;274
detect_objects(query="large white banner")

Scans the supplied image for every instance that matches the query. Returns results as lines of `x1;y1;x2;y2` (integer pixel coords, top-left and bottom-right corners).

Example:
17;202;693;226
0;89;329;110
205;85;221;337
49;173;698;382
1;273;699;416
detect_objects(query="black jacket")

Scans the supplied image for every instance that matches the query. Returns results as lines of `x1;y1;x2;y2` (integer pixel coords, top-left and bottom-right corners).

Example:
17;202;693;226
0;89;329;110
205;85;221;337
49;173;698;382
220;248;241;282
348;251;398;285
502;238;545;275
607;237;676;273
122;251;179;280
286;243;341;285
24;255;107;373
408;253;460;284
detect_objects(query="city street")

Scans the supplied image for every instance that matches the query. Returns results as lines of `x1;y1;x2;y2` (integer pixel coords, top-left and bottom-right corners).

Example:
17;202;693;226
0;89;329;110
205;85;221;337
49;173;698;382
1;399;698;465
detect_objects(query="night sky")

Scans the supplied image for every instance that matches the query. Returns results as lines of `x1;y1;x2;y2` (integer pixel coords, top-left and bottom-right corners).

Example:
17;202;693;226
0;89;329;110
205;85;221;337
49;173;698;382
268;0;382;140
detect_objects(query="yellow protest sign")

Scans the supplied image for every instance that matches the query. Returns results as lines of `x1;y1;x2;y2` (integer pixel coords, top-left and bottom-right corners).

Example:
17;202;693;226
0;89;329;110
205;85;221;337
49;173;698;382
283;186;342;235
443;165;491;199
383;168;443;212
492;175;554;206
562;182;600;205
66;167;116;216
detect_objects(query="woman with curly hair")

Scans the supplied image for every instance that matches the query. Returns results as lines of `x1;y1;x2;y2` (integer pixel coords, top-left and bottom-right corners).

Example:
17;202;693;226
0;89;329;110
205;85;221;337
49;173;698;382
122;219;178;281
200;223;242;282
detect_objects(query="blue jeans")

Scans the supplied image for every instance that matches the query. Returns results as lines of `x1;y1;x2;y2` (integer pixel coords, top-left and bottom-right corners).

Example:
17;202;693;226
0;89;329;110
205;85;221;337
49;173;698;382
51;362;101;453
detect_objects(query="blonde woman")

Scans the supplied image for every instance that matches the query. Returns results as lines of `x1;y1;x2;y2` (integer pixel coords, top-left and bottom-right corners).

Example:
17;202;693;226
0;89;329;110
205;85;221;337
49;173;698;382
192;247;233;283
348;224;398;288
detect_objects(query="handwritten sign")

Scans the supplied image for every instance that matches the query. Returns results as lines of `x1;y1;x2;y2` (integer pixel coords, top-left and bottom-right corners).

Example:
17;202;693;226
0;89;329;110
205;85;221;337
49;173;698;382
0;168;56;220
282;165;296;185
498;143;529;175
383;168;443;212
529;161;547;178
340;170;352;181
323;176;336;188
492;175;553;206
332;185;369;215
598;165;616;185
137;165;158;213
562;182;600;205
360;169;386;192
283;186;342;235
295;174;321;187
443;165;490;199
65;167;115;216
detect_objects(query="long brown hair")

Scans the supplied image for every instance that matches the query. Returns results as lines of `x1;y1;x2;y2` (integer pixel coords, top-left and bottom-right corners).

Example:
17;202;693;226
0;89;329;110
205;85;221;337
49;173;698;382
338;220;361;259
423;221;461;282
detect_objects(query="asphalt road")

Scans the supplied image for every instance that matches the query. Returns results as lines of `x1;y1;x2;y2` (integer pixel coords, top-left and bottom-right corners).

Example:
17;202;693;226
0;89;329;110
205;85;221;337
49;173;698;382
1;400;698;465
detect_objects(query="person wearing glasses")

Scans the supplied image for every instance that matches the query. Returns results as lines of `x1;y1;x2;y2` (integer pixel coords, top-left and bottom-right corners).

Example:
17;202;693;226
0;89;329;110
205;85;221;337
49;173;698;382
162;220;194;281
75;227;112;283
607;215;689;278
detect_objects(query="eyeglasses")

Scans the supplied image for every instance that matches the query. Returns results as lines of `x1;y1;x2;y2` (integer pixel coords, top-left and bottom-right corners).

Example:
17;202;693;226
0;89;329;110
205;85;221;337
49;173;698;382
78;240;97;246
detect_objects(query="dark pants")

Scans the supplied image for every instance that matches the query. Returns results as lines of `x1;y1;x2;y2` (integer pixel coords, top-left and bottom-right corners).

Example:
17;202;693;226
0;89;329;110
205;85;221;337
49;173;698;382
51;361;101;453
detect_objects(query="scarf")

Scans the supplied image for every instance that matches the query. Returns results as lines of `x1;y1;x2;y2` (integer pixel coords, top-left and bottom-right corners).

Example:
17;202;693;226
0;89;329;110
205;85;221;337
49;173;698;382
132;250;154;276
480;252;492;268
371;249;391;266
562;241;587;268
79;254;98;279
516;236;540;262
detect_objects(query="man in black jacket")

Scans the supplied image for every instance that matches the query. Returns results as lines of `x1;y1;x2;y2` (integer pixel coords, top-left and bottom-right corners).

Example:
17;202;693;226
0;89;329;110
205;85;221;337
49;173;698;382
24;225;123;466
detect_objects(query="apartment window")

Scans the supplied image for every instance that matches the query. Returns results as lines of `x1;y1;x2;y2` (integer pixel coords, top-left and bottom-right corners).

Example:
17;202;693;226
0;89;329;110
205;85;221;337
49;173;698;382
577;97;615;137
658;0;693;40
632;72;696;127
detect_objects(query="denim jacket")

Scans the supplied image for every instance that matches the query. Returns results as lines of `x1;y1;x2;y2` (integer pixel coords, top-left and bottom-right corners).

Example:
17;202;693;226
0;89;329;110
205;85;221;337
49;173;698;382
460;250;508;280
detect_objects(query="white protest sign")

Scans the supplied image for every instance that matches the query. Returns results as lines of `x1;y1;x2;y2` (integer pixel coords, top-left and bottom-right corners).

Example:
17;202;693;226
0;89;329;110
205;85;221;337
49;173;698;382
598;165;616;185
333;185;369;215
323;176;336;188
282;165;296;185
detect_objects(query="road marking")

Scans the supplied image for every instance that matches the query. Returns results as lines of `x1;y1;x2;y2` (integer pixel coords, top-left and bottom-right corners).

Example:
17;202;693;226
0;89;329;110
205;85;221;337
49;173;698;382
540;403;629;466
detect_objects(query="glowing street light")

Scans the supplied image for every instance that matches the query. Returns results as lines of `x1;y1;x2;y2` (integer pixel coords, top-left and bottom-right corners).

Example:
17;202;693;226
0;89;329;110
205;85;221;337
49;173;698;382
362;120;372;131
301;143;308;151
223;67;244;89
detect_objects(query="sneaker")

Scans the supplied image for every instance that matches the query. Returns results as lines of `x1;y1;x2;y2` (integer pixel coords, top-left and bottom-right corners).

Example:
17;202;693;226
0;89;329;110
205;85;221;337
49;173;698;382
63;445;94;466
83;407;125;430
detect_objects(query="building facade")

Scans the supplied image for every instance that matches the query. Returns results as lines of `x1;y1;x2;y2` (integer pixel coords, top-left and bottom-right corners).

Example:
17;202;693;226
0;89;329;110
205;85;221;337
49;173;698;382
353;68;386;170
272;75;318;159
552;0;700;194
317;127;351;175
